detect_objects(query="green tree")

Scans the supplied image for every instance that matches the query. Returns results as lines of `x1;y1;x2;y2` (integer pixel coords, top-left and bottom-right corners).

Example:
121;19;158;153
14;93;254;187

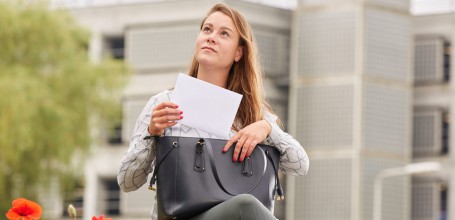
0;0;128;214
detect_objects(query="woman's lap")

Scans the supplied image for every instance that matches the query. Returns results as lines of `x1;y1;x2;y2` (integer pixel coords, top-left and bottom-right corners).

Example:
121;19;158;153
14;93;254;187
188;194;277;220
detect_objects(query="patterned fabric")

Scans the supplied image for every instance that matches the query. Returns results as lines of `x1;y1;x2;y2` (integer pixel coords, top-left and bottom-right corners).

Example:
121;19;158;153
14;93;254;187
117;90;309;220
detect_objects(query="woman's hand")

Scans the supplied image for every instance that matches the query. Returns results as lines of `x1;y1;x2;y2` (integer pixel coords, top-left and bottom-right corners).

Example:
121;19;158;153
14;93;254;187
223;120;272;162
148;102;183;136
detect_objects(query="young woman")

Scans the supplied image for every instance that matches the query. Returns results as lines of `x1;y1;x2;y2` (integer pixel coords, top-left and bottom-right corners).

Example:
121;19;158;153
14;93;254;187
118;3;309;220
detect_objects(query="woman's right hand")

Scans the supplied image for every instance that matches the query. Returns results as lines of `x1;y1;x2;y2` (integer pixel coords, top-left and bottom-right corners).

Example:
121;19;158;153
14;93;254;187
148;102;183;136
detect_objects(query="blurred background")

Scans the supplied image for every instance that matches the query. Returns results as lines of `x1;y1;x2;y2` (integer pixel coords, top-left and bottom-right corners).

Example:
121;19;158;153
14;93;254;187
1;0;454;219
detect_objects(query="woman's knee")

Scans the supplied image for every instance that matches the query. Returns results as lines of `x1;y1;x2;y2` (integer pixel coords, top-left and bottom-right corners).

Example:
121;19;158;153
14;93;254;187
230;194;263;211
190;194;274;220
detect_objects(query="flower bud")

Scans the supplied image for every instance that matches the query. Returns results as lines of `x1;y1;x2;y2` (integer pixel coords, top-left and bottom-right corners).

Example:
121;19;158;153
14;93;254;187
67;204;77;218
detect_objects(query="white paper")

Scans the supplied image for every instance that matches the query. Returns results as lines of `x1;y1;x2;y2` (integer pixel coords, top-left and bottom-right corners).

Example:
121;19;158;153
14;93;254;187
171;73;243;139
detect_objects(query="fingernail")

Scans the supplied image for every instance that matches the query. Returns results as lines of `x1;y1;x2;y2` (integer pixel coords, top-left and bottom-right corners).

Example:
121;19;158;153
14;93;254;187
233;157;236;162
180;111;183;114
222;149;226;153
180;115;183;119
175;105;179;108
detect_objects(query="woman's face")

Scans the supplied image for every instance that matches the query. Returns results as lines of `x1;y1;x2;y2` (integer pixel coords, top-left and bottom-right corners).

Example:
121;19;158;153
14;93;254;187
195;11;243;70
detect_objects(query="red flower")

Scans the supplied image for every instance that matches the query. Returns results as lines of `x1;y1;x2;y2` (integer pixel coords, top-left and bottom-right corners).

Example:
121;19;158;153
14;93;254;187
92;214;112;220
5;198;42;220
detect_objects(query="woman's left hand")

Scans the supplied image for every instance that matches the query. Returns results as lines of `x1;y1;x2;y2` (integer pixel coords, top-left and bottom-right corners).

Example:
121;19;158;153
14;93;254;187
223;120;272;162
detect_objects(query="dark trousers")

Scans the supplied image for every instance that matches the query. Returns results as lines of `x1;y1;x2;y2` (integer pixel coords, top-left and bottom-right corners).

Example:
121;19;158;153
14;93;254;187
189;194;277;220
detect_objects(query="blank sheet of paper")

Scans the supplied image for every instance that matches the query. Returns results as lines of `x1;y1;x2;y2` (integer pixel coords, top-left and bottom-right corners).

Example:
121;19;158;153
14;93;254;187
171;73;243;139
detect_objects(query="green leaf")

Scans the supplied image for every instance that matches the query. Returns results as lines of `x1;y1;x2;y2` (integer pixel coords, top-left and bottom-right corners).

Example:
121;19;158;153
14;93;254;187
0;0;129;214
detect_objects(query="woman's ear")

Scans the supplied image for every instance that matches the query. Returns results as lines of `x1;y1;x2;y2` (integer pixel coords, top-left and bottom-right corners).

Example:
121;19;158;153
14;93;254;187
235;46;243;62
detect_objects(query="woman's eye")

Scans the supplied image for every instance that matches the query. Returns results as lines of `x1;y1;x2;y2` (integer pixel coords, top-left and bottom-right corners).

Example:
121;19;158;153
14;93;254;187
221;31;229;37
202;27;211;32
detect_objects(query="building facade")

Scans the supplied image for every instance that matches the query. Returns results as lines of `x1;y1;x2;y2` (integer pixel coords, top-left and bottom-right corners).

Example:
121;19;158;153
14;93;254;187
66;1;291;220
49;0;453;219
289;1;412;220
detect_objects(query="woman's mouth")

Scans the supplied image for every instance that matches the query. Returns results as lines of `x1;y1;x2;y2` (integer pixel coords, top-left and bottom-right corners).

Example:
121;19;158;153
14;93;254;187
202;46;216;52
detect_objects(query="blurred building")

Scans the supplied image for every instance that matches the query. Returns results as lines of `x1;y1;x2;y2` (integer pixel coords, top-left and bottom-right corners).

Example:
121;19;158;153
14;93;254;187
49;0;452;219
64;0;290;220
412;12;453;220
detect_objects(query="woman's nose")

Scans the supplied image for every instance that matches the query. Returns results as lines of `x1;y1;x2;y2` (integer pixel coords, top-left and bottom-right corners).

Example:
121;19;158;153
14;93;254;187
207;35;216;44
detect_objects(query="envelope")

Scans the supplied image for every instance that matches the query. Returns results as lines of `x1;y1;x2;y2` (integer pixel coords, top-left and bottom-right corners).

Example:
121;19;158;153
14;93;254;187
171;73;243;139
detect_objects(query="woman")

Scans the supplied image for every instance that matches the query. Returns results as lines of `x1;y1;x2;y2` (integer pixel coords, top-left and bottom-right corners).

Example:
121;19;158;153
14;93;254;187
118;3;309;220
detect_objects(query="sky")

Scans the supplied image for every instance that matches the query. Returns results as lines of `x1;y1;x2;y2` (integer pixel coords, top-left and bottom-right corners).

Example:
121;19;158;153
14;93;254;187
52;0;455;15
51;0;296;9
412;0;455;15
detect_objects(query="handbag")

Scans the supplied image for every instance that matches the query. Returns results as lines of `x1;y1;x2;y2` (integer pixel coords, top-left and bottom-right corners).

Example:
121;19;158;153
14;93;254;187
148;136;284;220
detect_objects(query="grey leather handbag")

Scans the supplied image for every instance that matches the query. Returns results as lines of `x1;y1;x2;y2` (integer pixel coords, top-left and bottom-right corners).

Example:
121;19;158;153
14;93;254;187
148;136;284;220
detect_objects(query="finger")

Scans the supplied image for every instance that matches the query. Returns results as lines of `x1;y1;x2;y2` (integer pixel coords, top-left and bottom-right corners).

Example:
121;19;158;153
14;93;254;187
239;138;253;162
149;102;180;136
223;134;240;153
154;102;179;111
239;137;258;162
152;107;182;118
233;135;247;162
246;140;258;157
149;120;178;136
152;114;183;124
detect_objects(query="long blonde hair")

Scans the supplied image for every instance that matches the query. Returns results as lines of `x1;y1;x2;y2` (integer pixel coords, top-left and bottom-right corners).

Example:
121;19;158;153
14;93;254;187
188;3;273;130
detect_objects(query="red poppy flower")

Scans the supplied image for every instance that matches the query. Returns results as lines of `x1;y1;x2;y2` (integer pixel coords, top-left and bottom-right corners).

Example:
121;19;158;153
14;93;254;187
5;198;42;220
92;214;112;220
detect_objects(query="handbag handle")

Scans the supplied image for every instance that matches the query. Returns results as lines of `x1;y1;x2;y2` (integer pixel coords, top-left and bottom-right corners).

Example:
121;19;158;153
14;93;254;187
148;140;179;190
203;138;268;196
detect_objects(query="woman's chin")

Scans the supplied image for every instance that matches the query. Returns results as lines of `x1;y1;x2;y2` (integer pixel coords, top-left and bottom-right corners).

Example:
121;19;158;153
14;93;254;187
197;59;217;68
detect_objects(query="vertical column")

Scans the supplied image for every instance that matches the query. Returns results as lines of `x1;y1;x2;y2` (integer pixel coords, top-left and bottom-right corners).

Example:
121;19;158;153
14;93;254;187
289;0;411;219
447;29;455;220
83;160;98;220
88;31;103;64
360;1;412;220
289;1;359;219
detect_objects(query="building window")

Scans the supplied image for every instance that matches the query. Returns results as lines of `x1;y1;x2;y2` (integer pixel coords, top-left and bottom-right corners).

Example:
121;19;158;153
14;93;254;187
62;186;84;217
103;179;120;215
443;42;451;82
105;103;123;145
104;36;124;60
414;36;450;84
412;179;447;220
107;124;122;145
442;112;450;155
413;110;449;157
440;185;448;220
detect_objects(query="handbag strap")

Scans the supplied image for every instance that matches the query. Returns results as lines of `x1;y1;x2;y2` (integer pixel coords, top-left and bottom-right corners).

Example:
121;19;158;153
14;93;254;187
203;138;268;196
148;139;179;190
265;149;284;200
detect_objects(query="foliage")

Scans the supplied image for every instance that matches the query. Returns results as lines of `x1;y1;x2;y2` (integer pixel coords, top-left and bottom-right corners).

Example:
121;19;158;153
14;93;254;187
0;0;128;215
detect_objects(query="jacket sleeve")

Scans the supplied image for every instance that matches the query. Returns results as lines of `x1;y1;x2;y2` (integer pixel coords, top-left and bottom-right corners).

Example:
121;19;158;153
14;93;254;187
263;111;309;176
117;91;171;192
